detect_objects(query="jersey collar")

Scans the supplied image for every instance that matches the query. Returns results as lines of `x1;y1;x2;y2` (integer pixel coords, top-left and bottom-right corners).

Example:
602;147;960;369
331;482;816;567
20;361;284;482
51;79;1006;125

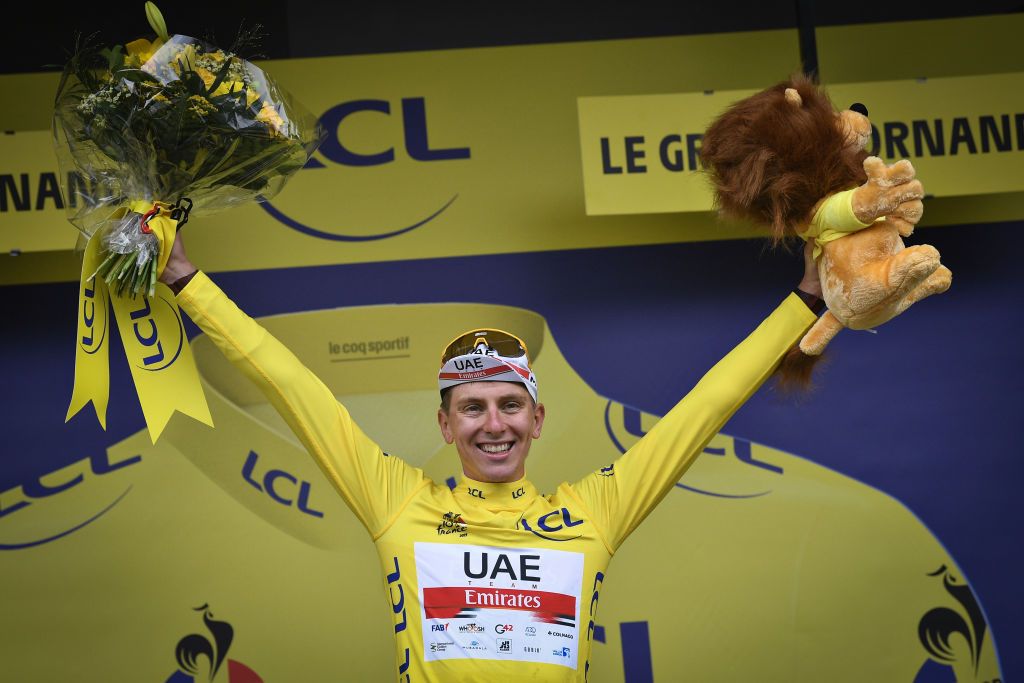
453;476;538;512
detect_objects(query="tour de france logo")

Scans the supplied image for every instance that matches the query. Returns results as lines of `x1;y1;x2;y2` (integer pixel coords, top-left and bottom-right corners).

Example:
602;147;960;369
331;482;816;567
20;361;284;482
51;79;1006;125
165;605;263;683
437;510;468;537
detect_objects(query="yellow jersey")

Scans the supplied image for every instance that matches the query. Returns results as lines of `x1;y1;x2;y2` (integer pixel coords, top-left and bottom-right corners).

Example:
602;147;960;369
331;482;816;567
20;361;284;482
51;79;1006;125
177;272;815;682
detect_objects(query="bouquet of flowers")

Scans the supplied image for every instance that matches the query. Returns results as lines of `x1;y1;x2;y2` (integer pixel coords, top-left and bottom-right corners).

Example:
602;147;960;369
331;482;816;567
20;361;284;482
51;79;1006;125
53;2;322;296
60;3;324;442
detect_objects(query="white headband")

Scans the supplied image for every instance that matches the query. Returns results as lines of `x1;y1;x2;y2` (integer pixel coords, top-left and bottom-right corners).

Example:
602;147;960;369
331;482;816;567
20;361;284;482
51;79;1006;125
438;352;538;403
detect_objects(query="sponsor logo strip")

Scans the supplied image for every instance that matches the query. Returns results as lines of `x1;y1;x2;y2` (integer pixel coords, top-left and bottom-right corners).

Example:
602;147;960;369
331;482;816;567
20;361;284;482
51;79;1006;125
423;586;576;622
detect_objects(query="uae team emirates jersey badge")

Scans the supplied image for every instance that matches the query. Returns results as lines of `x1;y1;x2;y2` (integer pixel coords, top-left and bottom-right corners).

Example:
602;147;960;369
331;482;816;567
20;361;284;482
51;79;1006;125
414;543;584;669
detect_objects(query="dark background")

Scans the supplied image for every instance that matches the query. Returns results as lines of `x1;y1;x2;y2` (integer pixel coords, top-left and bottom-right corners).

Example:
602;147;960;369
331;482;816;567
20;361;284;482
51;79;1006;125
1;1;1023;75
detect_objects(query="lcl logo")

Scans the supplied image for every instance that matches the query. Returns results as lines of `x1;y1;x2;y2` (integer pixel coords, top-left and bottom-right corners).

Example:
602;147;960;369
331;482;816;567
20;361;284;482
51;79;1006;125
242;450;324;519
519;508;584;542
128;294;184;371
79;280;108;355
0;451;142;550
313;98;470;167
261;97;470;241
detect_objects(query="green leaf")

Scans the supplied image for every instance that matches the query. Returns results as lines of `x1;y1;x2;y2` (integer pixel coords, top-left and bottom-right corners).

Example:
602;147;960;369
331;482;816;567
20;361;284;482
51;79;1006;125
99;45;125;71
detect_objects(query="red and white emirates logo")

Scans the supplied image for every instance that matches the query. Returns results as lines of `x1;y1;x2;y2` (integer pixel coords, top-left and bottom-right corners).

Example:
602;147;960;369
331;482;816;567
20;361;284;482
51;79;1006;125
423;586;576;626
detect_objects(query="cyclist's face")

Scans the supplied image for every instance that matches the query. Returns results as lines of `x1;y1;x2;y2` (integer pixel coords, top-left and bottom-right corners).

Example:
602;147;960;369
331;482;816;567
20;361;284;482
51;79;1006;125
438;382;545;483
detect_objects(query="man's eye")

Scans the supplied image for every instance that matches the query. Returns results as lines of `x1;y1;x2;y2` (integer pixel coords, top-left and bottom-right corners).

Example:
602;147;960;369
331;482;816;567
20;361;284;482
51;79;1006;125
503;402;522;411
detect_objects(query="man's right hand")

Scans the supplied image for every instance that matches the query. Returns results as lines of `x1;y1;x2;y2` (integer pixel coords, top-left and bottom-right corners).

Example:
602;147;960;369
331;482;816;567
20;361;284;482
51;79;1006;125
158;232;197;285
796;241;822;298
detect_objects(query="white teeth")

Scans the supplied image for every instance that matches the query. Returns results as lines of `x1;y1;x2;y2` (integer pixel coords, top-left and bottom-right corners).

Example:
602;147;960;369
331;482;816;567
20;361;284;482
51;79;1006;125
480;443;512;454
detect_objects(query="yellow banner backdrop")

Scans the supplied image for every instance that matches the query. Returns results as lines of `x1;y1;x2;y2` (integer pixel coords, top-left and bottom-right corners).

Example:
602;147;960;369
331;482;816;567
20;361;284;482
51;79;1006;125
578;72;1024;215
2;29;797;284
0;130;80;253
4;21;1024;284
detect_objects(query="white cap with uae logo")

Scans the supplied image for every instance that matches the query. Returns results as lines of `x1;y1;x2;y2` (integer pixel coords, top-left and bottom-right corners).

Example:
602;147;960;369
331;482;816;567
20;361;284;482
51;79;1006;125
438;329;538;403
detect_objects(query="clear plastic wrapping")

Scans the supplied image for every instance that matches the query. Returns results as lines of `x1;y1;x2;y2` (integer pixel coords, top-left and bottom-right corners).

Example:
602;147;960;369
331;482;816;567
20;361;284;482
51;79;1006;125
53;32;323;295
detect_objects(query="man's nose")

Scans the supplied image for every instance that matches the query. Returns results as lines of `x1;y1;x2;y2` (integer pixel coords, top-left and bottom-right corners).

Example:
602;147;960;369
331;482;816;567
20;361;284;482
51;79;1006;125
484;406;505;433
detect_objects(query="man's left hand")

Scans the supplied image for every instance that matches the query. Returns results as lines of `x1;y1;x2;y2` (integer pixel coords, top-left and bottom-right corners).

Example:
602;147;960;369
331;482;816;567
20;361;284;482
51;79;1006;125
797;241;822;297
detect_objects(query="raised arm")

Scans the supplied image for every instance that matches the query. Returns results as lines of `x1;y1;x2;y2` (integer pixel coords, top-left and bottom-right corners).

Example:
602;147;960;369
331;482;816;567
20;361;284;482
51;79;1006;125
160;237;425;536
570;256;820;552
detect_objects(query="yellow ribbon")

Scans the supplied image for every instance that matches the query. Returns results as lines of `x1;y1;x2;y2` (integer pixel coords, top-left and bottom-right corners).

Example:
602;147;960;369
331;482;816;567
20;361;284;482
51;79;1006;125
66;236;112;428
67;202;212;442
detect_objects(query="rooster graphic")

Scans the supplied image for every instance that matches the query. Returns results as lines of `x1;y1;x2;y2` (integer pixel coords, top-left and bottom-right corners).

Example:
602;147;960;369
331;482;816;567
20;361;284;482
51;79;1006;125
176;604;234;681
917;565;994;682
166;604;263;683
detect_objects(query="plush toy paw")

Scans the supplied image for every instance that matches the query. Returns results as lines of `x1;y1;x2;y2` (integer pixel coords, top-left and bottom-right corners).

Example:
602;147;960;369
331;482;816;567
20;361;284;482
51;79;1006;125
889;199;924;237
852;157;925;224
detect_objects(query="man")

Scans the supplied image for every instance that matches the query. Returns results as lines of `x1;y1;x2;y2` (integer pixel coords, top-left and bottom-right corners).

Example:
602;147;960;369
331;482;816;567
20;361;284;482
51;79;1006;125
160;237;822;682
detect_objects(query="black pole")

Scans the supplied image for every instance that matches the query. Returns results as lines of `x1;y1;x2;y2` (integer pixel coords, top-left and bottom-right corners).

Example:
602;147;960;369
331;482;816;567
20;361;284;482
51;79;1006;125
795;0;820;81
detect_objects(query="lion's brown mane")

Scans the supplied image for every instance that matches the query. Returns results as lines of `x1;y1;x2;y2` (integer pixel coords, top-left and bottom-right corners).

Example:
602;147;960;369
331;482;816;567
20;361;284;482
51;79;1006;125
701;74;868;242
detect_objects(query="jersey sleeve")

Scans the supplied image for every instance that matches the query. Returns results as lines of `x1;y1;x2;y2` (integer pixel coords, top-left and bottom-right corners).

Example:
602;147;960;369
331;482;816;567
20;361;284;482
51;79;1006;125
569;293;817;552
177;272;426;537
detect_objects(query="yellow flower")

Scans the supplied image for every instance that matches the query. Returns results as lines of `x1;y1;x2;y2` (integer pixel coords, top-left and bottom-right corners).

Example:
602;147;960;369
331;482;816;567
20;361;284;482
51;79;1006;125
192;65;255;101
256;102;286;133
193;66;216;88
213;80;247;99
176;43;198;71
187;95;216;117
124;37;165;69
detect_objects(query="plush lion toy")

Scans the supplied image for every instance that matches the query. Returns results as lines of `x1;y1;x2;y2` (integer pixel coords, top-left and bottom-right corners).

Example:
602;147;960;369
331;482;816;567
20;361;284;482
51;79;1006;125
700;75;952;384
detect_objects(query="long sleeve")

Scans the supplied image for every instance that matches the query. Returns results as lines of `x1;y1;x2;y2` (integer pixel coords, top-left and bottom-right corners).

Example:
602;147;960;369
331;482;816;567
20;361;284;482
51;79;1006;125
570;293;816;551
176;272;426;537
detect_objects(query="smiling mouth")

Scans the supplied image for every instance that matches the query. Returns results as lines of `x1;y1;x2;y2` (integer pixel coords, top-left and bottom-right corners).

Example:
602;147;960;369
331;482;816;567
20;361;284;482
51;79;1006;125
479;442;513;455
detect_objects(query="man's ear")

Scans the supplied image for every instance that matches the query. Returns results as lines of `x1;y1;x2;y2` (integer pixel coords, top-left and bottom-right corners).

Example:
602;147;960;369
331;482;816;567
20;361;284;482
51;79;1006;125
437;408;455;444
531;403;546;440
